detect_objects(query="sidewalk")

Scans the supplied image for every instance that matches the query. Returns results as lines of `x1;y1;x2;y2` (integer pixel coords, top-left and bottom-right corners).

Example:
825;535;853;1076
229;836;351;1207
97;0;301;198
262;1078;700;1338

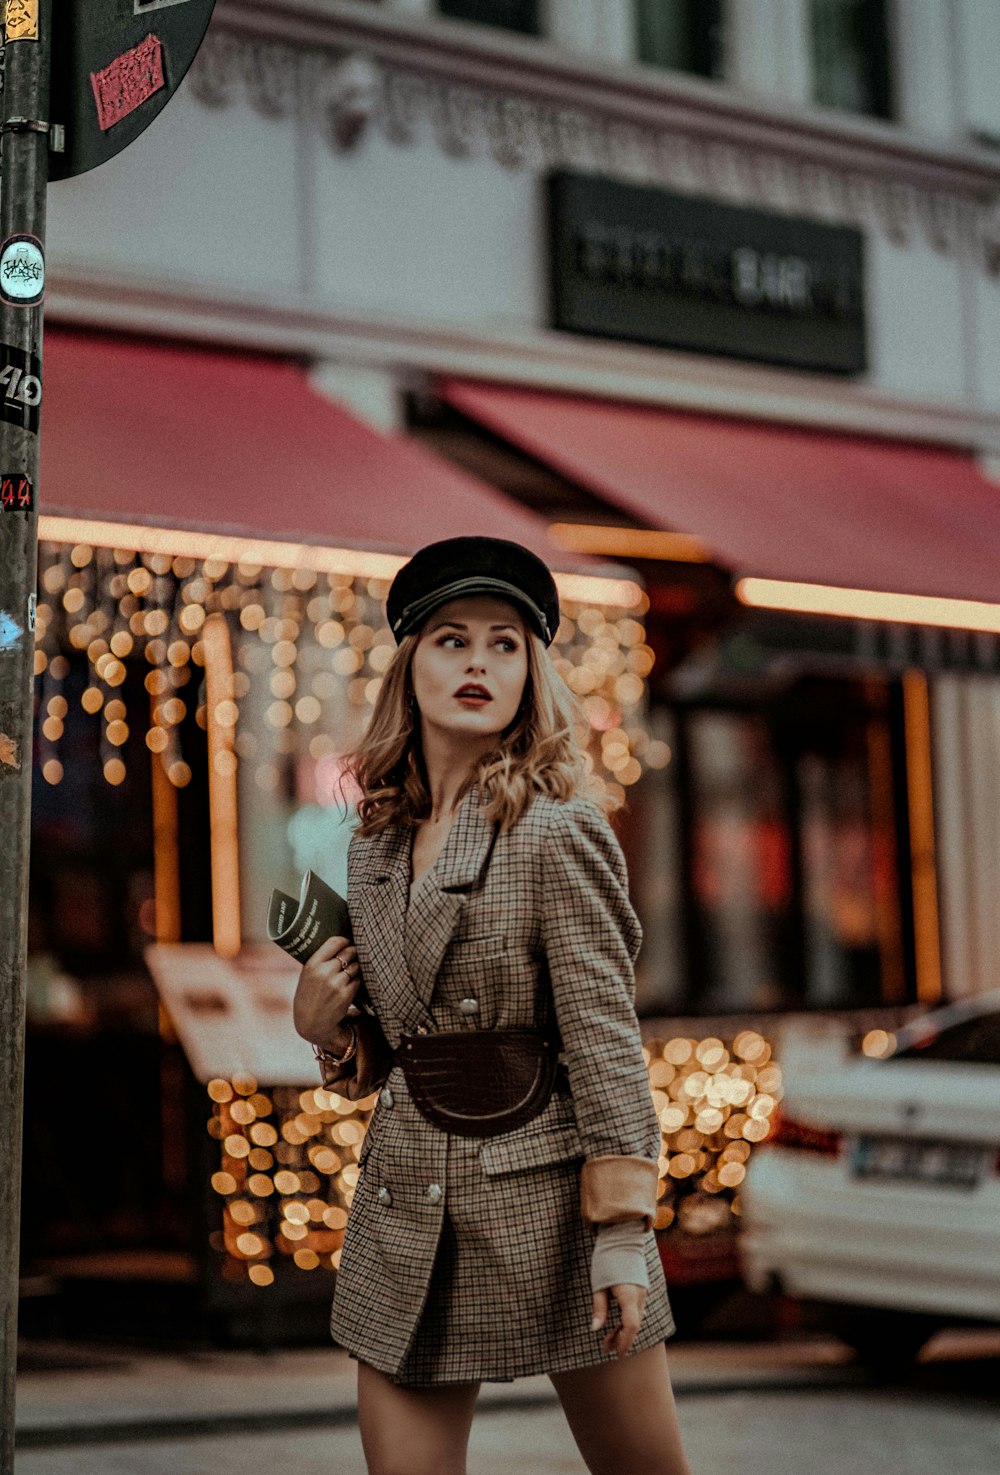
15;1332;1000;1475
15;1336;870;1449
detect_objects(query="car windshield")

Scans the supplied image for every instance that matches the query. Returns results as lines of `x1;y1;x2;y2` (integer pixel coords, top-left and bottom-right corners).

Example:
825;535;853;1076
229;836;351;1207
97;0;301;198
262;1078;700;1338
890;1013;1000;1065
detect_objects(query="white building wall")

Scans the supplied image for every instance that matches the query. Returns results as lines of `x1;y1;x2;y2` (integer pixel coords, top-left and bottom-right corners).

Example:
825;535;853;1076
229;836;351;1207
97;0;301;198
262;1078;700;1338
892;0;958;138
971;268;1000;412
308;132;543;328
42;1;1000;437
727;0;814;107
547;0;635;64
953;0;1000;144
48;84;306;296
865;231;970;403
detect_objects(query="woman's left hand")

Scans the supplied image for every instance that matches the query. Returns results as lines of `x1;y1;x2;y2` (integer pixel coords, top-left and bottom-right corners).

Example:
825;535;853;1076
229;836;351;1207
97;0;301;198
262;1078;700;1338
590;1283;647;1358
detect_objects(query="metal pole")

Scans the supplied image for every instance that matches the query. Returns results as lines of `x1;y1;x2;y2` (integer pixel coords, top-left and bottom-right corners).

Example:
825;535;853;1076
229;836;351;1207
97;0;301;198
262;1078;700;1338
0;3;51;1468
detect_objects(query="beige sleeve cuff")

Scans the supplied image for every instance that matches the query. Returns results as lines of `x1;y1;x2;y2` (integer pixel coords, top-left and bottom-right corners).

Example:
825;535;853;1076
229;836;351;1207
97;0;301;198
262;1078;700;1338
580;1155;658;1232
591;1221;651;1293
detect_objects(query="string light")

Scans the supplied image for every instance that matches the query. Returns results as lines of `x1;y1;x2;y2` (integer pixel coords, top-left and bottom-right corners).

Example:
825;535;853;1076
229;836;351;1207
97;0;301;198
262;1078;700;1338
206;1035;782;1286
33;533;659;797
206;1079;376;1284
644;1031;782;1233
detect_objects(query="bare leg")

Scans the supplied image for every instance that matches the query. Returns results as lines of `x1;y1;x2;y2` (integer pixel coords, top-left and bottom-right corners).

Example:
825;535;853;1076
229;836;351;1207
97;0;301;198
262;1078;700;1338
356;1360;480;1475
549;1344;693;1475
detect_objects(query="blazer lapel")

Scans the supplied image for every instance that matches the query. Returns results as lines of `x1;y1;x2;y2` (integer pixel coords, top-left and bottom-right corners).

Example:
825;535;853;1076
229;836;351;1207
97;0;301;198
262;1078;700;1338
404;793;498;1007
350;825;421;1032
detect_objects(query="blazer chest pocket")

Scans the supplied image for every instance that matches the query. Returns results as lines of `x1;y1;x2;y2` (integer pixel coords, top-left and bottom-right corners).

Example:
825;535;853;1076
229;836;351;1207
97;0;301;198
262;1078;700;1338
440;932;508;991
480;1111;583;1178
445;931;507;962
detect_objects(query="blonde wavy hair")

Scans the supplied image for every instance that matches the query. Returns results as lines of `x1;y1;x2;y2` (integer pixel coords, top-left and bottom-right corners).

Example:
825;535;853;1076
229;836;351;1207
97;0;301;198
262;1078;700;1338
347;623;605;835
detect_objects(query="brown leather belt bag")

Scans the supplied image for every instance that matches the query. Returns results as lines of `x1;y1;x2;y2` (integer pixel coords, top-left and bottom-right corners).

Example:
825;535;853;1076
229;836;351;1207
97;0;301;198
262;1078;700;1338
397;1024;561;1138
396;826;564;1138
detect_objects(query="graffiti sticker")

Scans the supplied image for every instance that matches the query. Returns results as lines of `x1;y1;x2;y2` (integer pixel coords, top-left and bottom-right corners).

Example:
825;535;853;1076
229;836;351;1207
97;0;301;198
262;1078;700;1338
0;345;42;433
0;475;34;512
0;236;44;307
91;34;166;132
4;0;38;42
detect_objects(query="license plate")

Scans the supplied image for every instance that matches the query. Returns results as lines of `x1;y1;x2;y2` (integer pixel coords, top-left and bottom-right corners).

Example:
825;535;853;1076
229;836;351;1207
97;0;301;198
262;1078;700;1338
851;1135;985;1189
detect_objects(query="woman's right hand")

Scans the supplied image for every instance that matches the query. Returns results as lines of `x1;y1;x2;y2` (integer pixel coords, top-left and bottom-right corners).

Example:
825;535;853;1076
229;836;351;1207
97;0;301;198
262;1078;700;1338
292;935;361;1048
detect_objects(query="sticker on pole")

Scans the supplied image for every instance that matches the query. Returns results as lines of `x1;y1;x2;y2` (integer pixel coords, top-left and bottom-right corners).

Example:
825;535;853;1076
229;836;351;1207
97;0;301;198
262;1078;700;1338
0;613;25;652
0;237;44;307
0;346;42;433
50;0;215;181
0;475;33;512
4;0;39;42
0;721;22;771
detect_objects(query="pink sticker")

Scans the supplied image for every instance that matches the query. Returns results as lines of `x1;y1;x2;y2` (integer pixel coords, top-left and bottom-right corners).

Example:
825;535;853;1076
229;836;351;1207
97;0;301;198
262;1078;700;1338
90;33;165;132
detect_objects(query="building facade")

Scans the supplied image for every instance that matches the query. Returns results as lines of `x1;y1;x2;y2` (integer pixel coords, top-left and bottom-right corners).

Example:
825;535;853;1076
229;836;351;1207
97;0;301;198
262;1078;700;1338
52;0;1000;1000
20;0;1000;1317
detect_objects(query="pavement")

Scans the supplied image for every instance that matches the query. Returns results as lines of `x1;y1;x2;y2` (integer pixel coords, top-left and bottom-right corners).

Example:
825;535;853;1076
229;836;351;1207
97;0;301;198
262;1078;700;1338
11;1333;887;1447
14;1330;1000;1475
15;1334;869;1443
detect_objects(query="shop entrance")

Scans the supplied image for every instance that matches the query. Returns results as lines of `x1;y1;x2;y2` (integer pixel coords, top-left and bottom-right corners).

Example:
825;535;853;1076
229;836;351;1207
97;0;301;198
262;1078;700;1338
631;677;913;1019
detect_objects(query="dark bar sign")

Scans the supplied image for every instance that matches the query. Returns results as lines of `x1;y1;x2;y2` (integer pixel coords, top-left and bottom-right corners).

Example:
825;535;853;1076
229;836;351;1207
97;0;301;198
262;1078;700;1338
548;172;866;375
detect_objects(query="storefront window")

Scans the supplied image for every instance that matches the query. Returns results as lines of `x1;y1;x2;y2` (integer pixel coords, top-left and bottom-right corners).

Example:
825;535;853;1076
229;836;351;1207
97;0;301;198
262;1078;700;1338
30;657;157;985
624;710;684;1014
809;0;892;117
686;711;792;1013
799;746;900;1009
635;0;725;80
438;0;541;35
640;681;907;1017
25;651;185;1264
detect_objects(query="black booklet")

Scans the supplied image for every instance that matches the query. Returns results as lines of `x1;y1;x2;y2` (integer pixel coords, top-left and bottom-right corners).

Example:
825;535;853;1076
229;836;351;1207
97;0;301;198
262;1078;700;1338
267;872;376;1019
267;870;351;963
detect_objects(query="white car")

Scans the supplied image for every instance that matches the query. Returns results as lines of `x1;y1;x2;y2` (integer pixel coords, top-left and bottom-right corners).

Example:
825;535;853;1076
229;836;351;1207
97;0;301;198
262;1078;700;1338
739;993;1000;1362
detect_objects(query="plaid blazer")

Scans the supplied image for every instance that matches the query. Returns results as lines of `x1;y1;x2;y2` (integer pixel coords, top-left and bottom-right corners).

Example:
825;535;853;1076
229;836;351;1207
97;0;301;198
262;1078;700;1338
329;792;673;1383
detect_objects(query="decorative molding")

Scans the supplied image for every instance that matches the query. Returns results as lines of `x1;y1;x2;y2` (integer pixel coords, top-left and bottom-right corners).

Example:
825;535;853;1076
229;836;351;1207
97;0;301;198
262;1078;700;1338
45;262;1000;456
197;0;1000;269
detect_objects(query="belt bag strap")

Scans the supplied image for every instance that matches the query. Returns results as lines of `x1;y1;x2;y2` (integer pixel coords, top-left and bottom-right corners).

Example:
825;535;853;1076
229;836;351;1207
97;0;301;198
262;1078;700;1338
397;1026;558;1138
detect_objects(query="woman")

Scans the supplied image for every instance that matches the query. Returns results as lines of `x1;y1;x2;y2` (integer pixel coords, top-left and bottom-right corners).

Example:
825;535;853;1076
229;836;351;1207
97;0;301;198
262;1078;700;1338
293;537;692;1475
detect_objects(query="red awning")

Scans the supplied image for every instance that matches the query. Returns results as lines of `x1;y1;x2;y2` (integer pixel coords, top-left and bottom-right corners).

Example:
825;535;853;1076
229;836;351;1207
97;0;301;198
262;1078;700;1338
37;331;567;563
441;380;1000;605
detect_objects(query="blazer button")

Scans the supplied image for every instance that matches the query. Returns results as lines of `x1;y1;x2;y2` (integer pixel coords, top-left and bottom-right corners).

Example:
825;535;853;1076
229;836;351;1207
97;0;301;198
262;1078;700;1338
379;1086;394;1108
426;1183;443;1205
459;997;479;1015
377;1186;392;1207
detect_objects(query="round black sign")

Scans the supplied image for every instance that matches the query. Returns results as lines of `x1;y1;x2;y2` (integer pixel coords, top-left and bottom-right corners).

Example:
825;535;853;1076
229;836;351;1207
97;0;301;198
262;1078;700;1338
49;0;216;182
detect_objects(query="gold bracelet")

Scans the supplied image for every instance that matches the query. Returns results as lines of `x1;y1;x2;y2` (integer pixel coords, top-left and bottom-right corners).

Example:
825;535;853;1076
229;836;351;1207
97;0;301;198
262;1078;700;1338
313;1021;358;1070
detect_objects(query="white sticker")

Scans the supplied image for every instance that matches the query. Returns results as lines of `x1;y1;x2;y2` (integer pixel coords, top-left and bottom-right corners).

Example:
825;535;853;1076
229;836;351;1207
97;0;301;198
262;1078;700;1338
0;235;44;306
134;0;192;11
27;593;36;632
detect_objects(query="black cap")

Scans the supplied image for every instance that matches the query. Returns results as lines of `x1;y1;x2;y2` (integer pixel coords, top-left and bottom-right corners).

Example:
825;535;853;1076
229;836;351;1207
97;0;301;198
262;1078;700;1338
387;537;560;646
